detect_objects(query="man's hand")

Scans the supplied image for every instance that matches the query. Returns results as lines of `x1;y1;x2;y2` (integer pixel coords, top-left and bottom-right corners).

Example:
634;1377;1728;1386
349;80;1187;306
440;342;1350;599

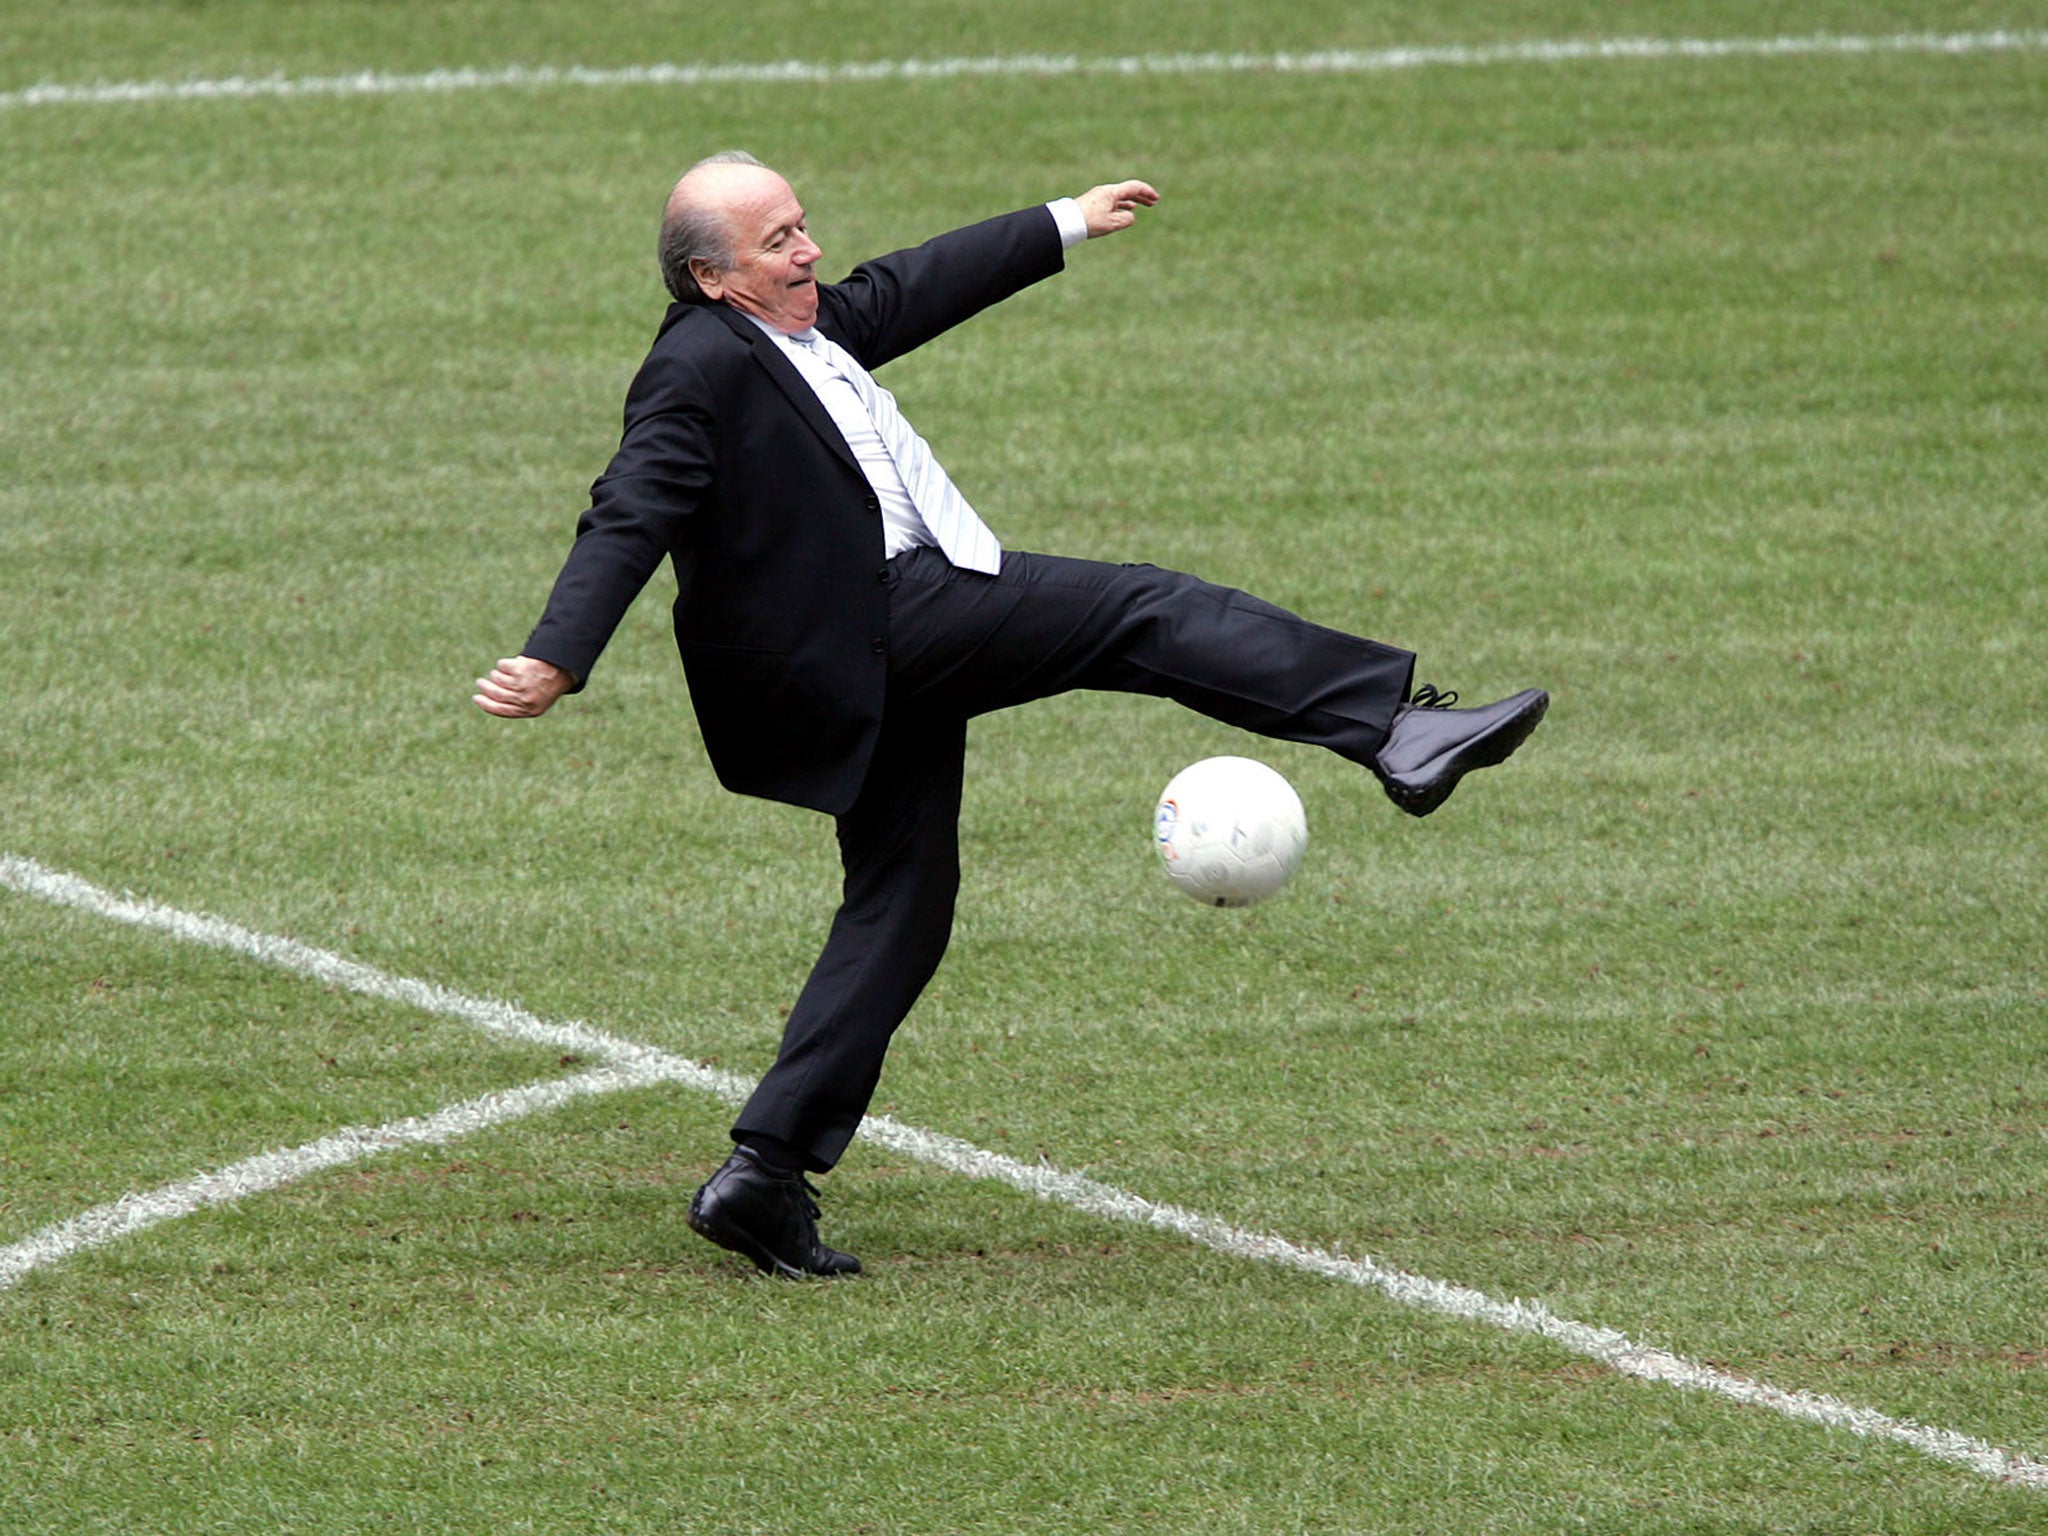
472;655;575;718
1075;179;1160;239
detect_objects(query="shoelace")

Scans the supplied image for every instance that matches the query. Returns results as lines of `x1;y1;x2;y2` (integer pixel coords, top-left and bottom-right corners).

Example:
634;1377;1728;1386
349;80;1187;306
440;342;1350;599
741;1150;827;1222
794;1175;825;1222
1410;683;1460;709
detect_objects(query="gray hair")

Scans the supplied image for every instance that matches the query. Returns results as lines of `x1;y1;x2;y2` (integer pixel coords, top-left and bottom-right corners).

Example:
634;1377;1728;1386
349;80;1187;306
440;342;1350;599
658;149;766;302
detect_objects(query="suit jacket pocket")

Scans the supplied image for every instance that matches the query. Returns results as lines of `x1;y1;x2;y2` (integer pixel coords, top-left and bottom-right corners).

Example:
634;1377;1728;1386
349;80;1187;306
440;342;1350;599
679;640;833;786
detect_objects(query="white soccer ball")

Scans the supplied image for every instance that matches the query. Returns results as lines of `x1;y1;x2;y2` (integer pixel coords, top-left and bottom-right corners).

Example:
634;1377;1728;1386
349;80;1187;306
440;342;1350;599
1153;756;1308;908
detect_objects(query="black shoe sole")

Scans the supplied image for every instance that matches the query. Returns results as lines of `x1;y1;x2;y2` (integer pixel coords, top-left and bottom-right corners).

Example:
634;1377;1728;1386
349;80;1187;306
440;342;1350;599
1384;690;1549;818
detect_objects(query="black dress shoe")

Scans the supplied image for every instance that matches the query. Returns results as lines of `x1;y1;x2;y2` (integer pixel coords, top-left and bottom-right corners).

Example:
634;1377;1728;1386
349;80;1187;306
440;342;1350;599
1372;685;1549;817
687;1146;862;1278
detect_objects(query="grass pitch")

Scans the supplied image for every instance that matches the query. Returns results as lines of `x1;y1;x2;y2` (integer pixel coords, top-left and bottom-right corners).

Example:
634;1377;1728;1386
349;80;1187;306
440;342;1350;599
3;4;2046;1532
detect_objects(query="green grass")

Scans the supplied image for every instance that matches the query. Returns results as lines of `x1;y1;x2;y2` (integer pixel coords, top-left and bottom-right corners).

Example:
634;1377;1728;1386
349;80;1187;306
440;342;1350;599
4;4;2046;1532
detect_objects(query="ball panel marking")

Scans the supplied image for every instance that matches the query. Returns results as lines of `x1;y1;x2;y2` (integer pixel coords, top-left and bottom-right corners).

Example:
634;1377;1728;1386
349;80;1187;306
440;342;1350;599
1153;756;1307;908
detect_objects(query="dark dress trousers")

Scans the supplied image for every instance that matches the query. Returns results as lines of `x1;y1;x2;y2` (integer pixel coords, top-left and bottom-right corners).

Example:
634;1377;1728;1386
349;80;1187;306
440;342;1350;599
523;204;1415;1170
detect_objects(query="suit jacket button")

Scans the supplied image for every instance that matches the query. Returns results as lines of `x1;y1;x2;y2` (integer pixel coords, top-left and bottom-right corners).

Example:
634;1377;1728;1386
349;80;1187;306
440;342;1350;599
869;637;886;654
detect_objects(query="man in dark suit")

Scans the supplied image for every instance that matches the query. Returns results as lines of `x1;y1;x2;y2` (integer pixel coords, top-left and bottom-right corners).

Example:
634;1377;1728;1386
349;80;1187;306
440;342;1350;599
474;152;1547;1278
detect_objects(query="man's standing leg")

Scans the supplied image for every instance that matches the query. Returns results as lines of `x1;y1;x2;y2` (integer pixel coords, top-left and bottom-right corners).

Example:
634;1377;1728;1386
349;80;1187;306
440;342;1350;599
689;710;968;1275
735;709;968;1169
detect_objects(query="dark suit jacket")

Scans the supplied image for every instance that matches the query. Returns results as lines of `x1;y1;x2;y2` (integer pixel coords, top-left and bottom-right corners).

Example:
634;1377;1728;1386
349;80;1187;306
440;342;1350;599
522;205;1068;815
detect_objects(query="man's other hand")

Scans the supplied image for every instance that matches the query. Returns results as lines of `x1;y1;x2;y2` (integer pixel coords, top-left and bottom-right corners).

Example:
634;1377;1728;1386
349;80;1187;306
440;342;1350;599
473;655;575;718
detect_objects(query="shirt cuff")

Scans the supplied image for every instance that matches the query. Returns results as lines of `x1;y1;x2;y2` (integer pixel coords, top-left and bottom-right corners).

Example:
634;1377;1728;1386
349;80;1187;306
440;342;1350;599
1046;197;1089;250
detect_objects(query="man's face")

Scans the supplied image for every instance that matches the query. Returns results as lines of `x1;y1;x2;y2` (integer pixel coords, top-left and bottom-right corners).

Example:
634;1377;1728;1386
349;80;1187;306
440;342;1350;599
694;169;822;334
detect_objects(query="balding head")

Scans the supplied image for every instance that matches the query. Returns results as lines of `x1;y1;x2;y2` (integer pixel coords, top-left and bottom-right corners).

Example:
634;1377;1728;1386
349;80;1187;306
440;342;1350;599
659;150;778;302
656;152;823;332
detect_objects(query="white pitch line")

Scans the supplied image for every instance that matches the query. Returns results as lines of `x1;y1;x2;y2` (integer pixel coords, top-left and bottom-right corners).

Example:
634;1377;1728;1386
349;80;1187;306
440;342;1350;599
0;853;706;1084
3;29;2044;111
4;850;2044;1489
859;1114;2048;1490
0;1063;663;1293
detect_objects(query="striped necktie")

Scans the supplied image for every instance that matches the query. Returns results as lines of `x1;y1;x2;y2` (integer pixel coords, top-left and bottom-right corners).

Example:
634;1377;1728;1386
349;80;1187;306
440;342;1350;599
797;330;1003;575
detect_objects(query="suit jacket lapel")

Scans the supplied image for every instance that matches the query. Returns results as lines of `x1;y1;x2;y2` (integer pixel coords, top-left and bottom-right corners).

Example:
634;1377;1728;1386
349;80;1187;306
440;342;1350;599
701;303;861;474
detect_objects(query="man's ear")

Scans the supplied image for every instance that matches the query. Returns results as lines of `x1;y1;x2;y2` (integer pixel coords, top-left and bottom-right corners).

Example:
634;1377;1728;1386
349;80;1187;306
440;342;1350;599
690;258;725;300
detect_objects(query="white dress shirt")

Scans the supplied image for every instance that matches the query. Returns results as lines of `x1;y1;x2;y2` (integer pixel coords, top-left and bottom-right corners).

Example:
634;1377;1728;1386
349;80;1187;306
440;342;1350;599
748;198;1090;559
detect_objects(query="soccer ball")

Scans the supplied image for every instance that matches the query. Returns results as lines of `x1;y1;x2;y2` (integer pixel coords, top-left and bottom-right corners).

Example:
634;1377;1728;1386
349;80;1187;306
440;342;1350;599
1153;756;1308;908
